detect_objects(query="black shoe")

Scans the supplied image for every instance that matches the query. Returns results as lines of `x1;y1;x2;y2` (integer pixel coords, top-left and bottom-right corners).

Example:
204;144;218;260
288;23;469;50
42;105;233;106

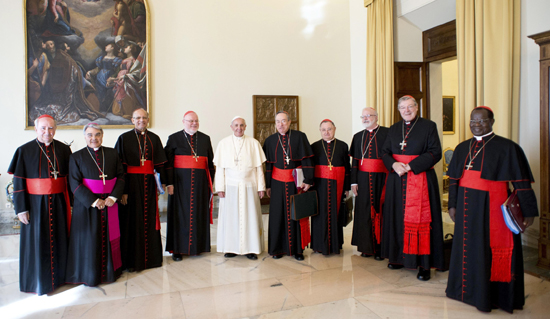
272;254;283;259
172;253;183;262
417;268;431;281
246;253;258;260
361;253;373;258
387;263;404;270
224;253;237;258
295;253;305;261
128;268;135;273
374;253;384;261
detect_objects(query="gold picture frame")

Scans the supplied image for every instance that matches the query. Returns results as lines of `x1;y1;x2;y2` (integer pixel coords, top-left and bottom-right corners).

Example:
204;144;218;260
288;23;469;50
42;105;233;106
442;95;455;135
253;95;299;147
24;0;151;130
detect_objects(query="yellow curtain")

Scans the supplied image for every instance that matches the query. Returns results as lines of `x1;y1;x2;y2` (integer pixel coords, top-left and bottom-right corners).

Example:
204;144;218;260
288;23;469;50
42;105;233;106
456;0;520;141
365;0;394;127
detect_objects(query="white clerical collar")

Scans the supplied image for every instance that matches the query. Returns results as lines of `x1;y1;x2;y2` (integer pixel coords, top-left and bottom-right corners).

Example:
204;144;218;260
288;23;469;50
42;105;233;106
93;147;100;151
367;125;379;132
474;131;494;141
233;134;244;140
184;129;195;136
135;128;147;135
325;138;335;143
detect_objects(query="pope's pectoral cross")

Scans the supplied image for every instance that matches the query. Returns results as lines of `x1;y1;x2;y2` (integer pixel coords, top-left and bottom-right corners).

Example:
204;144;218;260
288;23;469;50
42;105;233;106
51;170;59;180
400;141;407;150
99;173;107;185
285;156;290;165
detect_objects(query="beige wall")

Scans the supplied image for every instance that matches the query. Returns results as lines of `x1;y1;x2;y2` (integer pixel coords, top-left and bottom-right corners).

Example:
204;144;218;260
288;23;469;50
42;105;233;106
441;58;459;150
0;0;353;209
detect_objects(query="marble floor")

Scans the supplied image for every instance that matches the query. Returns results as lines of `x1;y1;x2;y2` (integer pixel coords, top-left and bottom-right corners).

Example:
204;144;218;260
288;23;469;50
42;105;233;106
1;218;550;319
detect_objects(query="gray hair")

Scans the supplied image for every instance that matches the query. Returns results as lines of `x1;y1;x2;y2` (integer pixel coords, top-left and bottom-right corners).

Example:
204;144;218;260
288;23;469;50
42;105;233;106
275;111;290;121
362;107;378;116
83;123;103;135
34;115;57;128
397;95;418;108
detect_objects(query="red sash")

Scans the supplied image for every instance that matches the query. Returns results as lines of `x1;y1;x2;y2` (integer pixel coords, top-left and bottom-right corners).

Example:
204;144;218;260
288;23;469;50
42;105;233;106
26;177;72;235
127;160;161;230
359;159;388;243
359;158;387;173
82;178;122;271
174;155;213;224
393;155;431;255
127;160;154;174
271;166;311;250
272;166;295;183
459;170;512;282
315;165;346;214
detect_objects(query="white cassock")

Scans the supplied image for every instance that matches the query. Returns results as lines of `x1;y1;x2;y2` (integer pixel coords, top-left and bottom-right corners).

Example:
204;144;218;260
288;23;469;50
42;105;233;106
213;134;266;254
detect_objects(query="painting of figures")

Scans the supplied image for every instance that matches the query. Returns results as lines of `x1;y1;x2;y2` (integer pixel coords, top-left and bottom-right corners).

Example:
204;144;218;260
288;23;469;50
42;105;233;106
25;0;149;128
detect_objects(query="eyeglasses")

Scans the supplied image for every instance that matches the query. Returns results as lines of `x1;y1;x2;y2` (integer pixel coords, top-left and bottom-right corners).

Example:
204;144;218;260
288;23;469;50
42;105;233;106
184;120;199;124
133;116;148;120
469;119;491;124
360;115;377;119
275;120;289;124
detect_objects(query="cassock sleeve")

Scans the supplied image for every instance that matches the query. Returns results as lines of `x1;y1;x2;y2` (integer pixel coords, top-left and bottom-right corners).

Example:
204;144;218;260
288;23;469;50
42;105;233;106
256;166;266;192
69;154;100;208
152;135;168;185
8;147;29;214
343;143;351;191
299;134;315;185
349;137;359;185
408;122;442;174
110;152;126;199
114;136;129;195
381;128;397;171
263;141;273;189
206;136;215;183
448;179;459;210
512;181;539;218
164;136;175;186
214;167;225;193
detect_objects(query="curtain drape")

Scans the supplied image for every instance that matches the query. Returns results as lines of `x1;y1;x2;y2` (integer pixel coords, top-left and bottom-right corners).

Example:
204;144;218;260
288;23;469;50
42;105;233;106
365;0;394;127
456;0;520;141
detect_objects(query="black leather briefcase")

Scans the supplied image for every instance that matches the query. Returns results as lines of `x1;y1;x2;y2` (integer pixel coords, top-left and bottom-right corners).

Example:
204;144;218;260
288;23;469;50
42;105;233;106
339;196;353;227
290;191;318;221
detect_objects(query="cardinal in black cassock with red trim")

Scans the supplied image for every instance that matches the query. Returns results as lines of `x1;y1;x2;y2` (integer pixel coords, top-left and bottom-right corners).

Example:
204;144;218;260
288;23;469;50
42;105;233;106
263;111;314;261
164;111;215;261
8;115;71;295
66;123;125;287
446;106;538;313
381;96;444;281
349;108;388;259
310;119;350;255
115;109;167;272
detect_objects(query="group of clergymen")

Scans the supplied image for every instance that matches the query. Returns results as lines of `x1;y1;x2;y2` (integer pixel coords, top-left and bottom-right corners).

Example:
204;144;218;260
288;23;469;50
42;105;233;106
9;95;539;314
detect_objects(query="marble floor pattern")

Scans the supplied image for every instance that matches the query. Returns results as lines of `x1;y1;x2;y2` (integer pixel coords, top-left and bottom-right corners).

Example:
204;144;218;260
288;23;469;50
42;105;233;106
1;217;550;319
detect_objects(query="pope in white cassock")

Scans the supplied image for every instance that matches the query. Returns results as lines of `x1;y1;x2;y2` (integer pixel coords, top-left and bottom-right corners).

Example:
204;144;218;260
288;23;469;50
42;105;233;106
214;116;267;260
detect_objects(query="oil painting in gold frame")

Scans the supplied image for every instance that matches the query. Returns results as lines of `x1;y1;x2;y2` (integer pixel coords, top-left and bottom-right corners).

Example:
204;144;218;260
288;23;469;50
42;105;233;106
24;0;150;129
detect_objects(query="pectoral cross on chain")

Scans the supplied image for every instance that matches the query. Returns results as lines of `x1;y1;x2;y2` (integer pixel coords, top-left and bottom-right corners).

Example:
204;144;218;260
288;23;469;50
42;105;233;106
400;141;407;150
285;156;290;165
193;154;199;162
328;163;333;171
140;158;146;166
99;173;107;185
465;162;473;170
51;170;59;180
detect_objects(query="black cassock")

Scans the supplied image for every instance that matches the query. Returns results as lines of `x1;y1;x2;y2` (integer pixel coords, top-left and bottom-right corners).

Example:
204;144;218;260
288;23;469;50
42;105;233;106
310;139;350;255
66;146;125;286
263;130;314;256
165;130;215;255
8;139;71;295
349;126;389;256
381;117;444;270
446;134;538;313
115;129;167;271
